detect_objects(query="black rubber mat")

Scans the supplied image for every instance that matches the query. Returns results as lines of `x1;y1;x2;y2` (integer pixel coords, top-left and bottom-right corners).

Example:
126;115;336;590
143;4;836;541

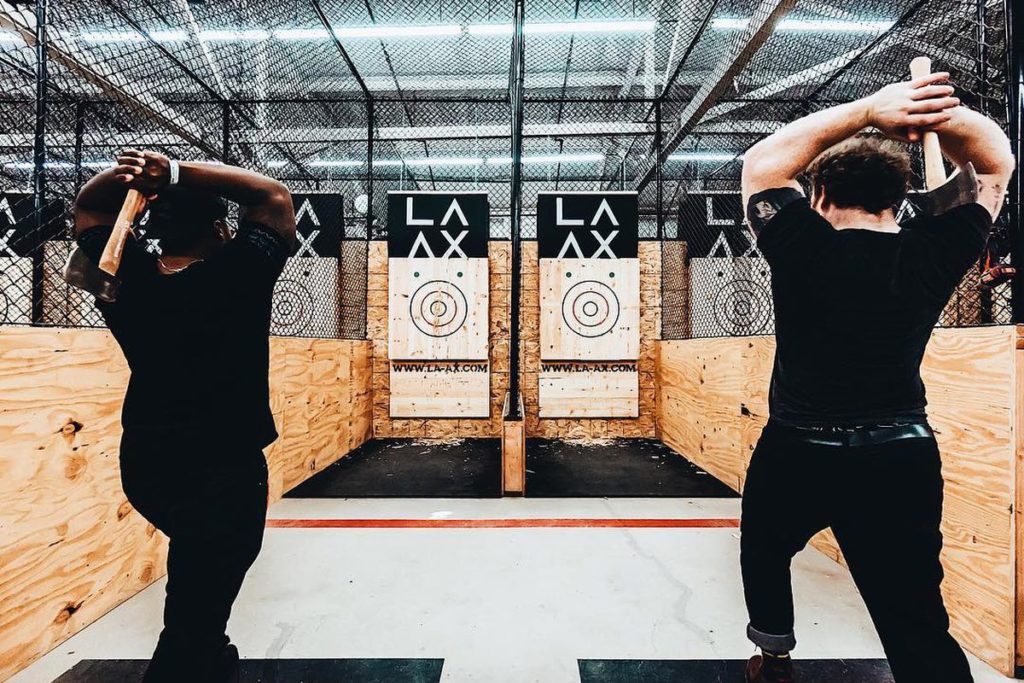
54;658;444;683
526;438;738;497
286;438;501;498
578;659;892;682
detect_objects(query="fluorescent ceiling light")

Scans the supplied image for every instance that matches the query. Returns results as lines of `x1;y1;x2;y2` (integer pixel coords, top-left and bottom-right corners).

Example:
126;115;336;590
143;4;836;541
668;152;743;162
468;19;656;36
309;160;363;168
273;28;330;40
201;29;270;41
334;24;461;39
79;30;147;42
265;160;289;169
713;17;894;32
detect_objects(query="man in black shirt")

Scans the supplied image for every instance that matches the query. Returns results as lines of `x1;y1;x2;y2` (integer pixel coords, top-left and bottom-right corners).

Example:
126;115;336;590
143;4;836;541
74;150;296;683
738;73;1014;683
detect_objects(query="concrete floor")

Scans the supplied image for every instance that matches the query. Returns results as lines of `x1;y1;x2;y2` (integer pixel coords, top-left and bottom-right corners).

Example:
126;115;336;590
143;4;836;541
12;498;1016;683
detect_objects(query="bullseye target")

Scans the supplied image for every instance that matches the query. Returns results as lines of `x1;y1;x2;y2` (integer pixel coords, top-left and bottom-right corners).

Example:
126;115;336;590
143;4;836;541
539;258;639;361
561;279;620;338
272;279;312;329
270;258;340;337
690;257;775;337
713;278;772;334
409;279;469;338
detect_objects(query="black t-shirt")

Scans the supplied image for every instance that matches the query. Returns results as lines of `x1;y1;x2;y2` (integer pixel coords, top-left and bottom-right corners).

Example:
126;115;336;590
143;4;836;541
756;197;991;428
77;221;290;447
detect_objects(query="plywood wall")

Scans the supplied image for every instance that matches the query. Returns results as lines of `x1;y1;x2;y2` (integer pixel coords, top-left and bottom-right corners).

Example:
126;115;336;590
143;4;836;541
368;240;661;438
657;327;1020;675
0;327;372;681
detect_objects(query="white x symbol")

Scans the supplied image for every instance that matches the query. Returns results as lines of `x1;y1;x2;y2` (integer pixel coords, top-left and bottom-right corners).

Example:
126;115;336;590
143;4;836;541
590;229;618;258
0;229;16;257
295;229;320;257
441;229;468;258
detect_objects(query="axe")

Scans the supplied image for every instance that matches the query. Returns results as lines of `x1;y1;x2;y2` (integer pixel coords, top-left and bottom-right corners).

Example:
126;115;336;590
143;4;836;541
904;56;978;216
62;188;148;303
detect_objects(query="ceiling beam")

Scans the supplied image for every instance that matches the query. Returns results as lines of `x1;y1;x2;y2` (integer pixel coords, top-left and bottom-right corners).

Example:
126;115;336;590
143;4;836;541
634;0;795;190
0;2;217;157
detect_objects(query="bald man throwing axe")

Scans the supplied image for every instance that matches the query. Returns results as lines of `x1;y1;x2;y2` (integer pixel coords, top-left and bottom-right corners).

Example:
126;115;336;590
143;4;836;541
74;153;296;682
738;70;1014;683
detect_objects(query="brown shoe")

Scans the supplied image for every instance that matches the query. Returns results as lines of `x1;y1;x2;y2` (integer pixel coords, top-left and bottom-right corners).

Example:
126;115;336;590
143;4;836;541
745;654;796;683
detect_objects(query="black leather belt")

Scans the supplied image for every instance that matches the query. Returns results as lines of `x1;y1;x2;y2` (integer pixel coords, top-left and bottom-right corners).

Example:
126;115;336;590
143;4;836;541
772;421;933;447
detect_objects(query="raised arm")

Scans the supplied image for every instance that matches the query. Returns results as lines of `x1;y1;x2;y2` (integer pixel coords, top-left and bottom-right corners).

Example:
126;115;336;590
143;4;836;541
930;107;1015;220
75;149;296;246
740;72;959;207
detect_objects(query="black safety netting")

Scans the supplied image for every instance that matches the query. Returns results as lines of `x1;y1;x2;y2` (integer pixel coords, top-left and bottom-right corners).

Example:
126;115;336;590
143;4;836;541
0;0;1017;339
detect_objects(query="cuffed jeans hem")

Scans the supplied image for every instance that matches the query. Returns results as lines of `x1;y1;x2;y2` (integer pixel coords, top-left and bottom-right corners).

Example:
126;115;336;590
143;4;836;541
747;624;796;653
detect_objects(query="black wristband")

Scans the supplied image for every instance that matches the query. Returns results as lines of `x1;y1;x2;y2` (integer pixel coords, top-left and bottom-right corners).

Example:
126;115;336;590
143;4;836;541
746;187;804;236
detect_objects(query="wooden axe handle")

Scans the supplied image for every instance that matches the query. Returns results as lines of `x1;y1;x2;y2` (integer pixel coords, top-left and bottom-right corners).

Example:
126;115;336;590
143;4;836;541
909;56;947;189
98;189;147;276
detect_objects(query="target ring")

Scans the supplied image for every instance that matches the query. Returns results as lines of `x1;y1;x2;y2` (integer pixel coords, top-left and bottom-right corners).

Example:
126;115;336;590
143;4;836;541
410;279;468;338
272;279;312;329
561;279;620;338
713;279;772;335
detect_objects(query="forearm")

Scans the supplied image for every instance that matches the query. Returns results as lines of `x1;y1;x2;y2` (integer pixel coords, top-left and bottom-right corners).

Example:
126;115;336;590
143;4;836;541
177;162;286;208
742;99;870;198
74;168;129;214
177;162;296;242
933;107;1015;176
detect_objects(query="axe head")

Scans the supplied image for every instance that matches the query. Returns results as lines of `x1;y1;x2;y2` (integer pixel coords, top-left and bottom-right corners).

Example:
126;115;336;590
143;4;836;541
905;162;978;217
62;245;120;303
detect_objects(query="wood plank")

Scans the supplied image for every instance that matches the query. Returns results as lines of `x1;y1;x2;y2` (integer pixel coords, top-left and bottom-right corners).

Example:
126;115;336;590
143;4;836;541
0;327;373;681
657;326;1019;675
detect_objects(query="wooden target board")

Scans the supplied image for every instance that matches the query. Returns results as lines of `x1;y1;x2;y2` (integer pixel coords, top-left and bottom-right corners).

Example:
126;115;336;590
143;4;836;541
270;194;344;337
537;191;639;418
680;192;775;337
387;191;489;418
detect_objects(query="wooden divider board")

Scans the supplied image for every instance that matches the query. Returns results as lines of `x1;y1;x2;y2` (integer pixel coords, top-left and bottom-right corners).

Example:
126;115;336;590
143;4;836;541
656;327;1020;675
387;192;490;418
538;360;639;418
536;191;639;418
0;327;373;680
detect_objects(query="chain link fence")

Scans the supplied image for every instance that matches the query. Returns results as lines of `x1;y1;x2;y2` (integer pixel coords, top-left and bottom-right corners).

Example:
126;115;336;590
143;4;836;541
0;0;1017;340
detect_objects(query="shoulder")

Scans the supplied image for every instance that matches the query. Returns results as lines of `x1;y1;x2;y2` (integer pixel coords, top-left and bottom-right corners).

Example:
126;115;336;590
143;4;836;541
900;202;991;244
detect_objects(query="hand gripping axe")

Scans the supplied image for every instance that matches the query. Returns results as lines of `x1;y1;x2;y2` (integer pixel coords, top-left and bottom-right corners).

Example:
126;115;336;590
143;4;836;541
904;56;978;217
62;189;148;303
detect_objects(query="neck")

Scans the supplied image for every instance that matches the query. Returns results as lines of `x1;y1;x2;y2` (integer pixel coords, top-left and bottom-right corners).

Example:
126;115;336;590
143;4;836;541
822;206;900;233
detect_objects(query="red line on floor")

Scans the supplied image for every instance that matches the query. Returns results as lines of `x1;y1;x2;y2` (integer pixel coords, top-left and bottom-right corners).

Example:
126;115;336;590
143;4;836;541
266;518;740;529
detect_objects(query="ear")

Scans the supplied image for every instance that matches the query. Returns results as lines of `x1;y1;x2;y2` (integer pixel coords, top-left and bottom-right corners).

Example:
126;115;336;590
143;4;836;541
214;219;231;243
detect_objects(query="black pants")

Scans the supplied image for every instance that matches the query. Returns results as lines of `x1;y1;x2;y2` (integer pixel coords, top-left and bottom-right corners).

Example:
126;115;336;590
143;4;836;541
740;421;972;683
120;431;269;682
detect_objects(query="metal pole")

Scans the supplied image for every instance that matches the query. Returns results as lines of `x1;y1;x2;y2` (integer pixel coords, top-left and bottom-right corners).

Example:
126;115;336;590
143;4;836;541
73;100;86;193
221;101;231;163
655;99;664;240
31;0;48;324
366;97;375;239
506;0;526;420
1006;0;1022;323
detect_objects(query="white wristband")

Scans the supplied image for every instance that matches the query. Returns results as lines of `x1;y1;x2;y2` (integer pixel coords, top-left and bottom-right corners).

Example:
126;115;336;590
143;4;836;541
168;159;180;185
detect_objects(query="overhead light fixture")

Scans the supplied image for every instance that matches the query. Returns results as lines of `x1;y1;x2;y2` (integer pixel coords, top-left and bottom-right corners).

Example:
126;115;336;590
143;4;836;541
201;29;270;41
668;152;743;162
79;29;187;42
468;19;656;36
333;24;462;39
308;159;363;168
265;160;289;169
273;28;330;40
484;152;605;164
713;17;894;32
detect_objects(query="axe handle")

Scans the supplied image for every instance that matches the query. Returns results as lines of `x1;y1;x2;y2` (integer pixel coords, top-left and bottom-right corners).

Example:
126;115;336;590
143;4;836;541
909;56;947;189
98;189;147;276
